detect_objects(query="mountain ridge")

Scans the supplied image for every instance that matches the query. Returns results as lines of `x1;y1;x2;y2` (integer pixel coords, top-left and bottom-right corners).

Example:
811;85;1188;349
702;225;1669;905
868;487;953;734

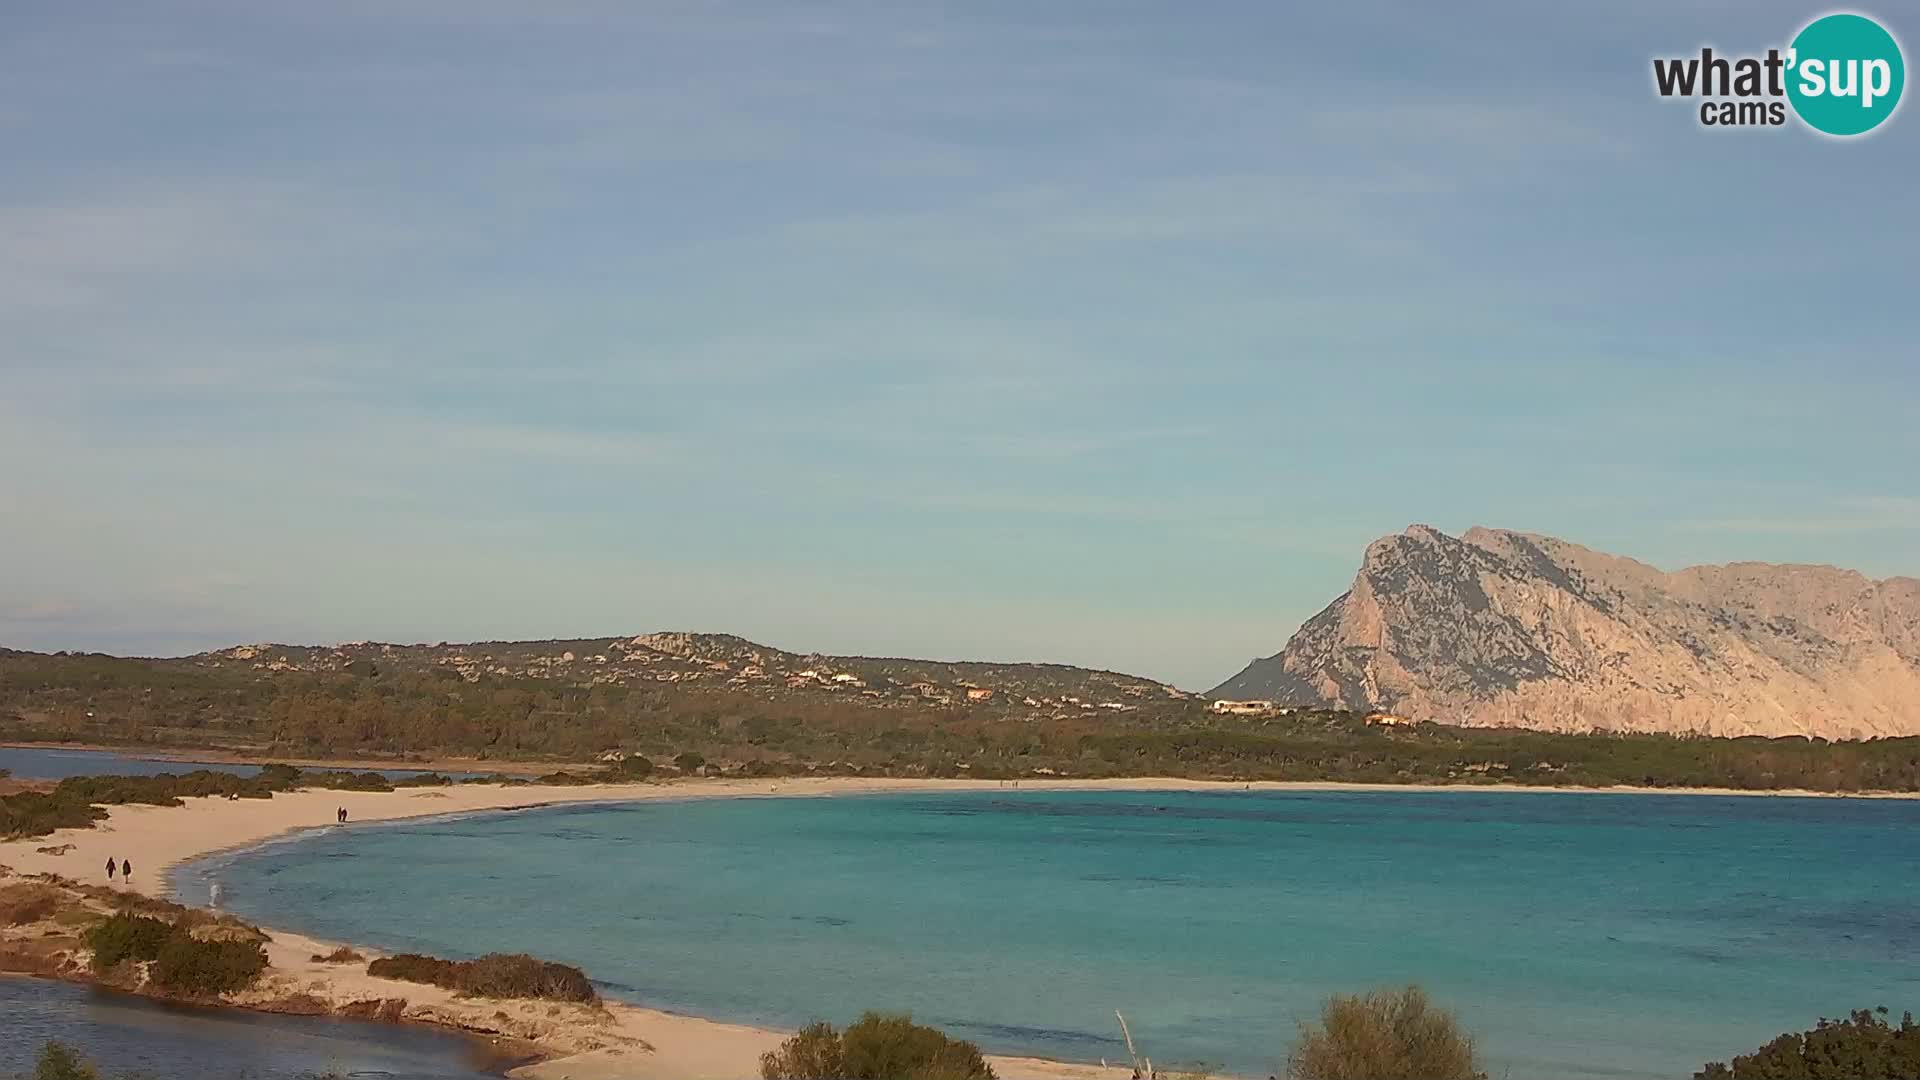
1210;524;1920;739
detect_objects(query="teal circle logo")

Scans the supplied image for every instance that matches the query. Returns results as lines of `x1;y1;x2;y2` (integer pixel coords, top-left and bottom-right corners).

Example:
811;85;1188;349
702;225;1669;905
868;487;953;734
1787;13;1905;136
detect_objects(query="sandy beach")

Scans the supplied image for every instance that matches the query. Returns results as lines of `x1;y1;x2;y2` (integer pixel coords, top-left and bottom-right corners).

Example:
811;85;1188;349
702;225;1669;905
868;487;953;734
1;776;1214;1080
8;771;1905;896
2;773;1912;1079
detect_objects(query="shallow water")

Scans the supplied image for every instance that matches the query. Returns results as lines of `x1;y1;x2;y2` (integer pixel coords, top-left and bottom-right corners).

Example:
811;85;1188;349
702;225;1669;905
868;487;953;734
0;745;482;782
177;789;1920;1079
0;975;511;1079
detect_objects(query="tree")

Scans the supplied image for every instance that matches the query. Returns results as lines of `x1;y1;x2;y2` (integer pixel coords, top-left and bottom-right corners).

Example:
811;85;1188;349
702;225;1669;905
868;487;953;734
1287;986;1484;1080
1695;1007;1920;1079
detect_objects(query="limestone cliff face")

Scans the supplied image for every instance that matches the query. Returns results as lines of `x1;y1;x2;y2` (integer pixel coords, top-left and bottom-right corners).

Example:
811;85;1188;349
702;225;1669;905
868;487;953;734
1211;525;1920;738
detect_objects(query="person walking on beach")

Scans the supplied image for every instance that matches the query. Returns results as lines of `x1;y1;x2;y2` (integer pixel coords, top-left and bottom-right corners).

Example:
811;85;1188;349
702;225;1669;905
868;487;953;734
105;857;116;882
120;858;131;882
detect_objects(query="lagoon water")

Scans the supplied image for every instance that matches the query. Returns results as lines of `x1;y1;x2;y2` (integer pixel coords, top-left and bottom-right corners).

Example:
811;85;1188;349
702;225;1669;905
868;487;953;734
0;975;511;1079
176;789;1920;1080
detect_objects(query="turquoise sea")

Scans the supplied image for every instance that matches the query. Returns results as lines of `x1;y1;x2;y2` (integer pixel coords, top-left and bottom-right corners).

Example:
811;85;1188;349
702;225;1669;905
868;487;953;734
173;789;1920;1080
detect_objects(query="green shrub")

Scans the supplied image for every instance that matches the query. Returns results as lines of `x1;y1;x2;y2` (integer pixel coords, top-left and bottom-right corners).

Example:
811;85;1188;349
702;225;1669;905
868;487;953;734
391;772;452;788
149;934;268;995
0;791;109;839
81;910;268;994
298;770;394;792
31;1042;98;1080
761;1013;995;1080
1696;1007;1920;1079
610;755;654;779
458;952;596;1001
368;951;596;1002
675;751;707;772
368;952;455;984
20;1039;347;1080
85;912;172;970
0;763;438;840
842;1012;996;1080
1287;986;1484;1080
761;1021;847;1080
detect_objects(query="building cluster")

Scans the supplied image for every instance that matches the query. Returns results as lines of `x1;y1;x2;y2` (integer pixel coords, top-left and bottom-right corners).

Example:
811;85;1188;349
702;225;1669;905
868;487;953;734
1209;699;1293;716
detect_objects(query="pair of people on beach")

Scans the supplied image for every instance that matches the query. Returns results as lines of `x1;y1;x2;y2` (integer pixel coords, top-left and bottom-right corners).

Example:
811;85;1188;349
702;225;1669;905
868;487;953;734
104;856;131;883
335;806;349;824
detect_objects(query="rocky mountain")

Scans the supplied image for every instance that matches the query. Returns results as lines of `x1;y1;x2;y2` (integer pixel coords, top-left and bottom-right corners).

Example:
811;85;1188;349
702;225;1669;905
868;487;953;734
1211;525;1920;739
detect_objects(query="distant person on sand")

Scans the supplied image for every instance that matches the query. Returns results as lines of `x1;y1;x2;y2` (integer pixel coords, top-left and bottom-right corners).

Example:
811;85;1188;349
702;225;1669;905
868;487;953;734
121;858;131;881
105;857;116;882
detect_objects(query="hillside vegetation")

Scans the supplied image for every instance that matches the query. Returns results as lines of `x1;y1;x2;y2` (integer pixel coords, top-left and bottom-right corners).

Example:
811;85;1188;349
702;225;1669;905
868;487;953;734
4;640;1920;794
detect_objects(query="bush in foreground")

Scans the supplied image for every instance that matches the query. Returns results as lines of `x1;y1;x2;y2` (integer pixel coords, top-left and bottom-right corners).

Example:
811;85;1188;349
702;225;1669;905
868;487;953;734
1287;986;1485;1080
367;952;596;1002
81;910;267;995
26;1042;96;1080
1696;1007;1920;1079
13;1040;344;1080
149;934;267;995
760;1012;996;1080
85;912;173;970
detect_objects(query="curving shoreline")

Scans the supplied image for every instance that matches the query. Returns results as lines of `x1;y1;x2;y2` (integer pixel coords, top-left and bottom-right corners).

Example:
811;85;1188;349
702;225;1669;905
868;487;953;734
3;776;1183;1080
3;774;1916;1079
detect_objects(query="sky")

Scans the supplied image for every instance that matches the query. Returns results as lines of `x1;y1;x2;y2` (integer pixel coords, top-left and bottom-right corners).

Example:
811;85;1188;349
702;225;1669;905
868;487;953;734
2;1;1916;690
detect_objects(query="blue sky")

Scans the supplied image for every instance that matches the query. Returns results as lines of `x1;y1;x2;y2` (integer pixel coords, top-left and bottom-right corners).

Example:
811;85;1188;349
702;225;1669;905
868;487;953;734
2;1;1915;689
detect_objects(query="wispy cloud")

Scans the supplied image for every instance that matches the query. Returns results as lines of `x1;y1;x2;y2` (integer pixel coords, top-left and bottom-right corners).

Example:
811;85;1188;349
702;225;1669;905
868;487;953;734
0;181;433;321
0;1;1912;685
1675;497;1920;536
